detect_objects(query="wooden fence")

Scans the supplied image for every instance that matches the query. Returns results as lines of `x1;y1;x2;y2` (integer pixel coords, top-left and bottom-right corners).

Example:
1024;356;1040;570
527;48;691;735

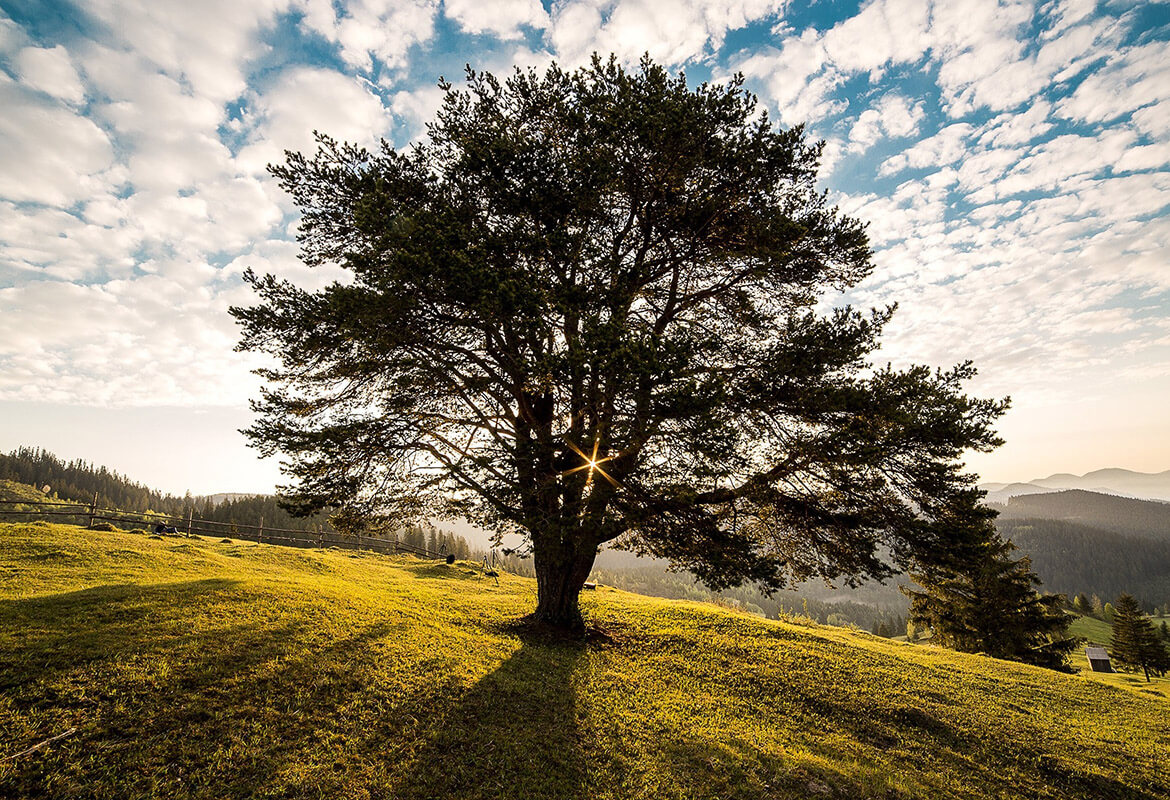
0;498;446;559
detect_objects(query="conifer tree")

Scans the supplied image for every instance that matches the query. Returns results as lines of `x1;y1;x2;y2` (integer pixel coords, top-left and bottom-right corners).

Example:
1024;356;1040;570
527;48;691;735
1111;593;1169;681
904;501;1077;671
235;56;1007;631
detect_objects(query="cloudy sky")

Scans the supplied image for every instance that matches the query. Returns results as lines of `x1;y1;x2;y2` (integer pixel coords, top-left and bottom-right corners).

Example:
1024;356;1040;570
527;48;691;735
1;0;1167;495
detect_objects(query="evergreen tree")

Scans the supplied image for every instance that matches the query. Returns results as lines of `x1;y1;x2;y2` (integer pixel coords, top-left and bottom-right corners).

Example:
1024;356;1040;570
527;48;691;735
1103;602;1116;623
233;57;1006;631
904;502;1077;671
1161;620;1169;641
1111;593;1169;681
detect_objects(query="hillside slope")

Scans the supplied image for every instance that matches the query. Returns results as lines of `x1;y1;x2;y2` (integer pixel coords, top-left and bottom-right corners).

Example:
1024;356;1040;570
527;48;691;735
998;490;1170;540
1;523;1167;800
998;517;1170;604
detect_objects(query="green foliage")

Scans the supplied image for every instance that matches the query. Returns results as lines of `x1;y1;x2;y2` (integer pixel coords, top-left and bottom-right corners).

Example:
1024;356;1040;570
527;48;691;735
0;446;170;514
906;621;919;642
1104;602;1116;623
1111;593;1170;680
1073;593;1093;615
904;506;1078;671
234;56;1006;629
2;522;1168;799
0;447;336;536
997;516;1170;605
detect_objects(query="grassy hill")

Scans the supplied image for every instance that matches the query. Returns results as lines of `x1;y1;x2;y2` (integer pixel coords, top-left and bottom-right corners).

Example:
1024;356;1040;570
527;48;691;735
1;523;1167;799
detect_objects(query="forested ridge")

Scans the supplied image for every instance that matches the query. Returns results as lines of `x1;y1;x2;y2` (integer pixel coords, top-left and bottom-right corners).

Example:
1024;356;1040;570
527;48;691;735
0;446;189;515
998;517;1170;606
0;447;490;558
996;490;1170;540
0;446;334;533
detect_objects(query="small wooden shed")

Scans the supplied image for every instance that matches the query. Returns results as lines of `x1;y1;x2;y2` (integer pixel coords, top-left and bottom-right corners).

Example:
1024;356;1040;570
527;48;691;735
1085;646;1114;673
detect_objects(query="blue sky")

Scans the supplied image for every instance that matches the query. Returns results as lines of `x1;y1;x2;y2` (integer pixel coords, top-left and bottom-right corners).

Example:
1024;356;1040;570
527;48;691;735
0;0;1168;494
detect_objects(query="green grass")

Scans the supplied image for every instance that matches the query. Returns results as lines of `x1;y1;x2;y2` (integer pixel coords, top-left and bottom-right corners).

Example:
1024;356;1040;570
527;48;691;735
1068;614;1114;646
1067;614;1170;700
0;479;50;503
1;522;1167;799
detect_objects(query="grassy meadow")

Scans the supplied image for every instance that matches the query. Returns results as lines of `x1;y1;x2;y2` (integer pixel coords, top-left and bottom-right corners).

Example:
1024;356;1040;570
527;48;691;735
1067;613;1170;700
1;521;1167;799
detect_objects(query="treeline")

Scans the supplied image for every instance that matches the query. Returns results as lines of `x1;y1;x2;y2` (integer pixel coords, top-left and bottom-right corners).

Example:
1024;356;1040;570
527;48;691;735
0;446;192;515
999;517;1170;607
0;447;335;534
191;495;336;535
0;447;490;550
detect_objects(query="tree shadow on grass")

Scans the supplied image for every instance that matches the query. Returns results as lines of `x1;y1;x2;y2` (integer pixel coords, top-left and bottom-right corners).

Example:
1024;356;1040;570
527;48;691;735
0;579;245;692
0;579;412;798
386;624;591;800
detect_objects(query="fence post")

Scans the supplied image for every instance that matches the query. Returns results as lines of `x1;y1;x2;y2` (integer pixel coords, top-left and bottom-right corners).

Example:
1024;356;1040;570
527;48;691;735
87;492;98;529
186;508;193;537
258;516;264;545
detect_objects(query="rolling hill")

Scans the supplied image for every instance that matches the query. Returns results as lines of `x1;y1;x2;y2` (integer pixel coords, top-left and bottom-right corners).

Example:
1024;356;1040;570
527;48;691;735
998;490;1170;542
981;468;1170;504
1;522;1167;799
991;490;1170;606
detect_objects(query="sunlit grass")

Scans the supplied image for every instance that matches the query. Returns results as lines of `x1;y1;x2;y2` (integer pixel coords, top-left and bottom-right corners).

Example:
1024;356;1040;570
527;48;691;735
1;522;1167;799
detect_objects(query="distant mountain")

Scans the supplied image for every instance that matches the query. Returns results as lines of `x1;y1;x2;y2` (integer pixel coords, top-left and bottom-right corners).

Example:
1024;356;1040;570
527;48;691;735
980;468;1170;503
983;490;1170;605
980;482;1057;504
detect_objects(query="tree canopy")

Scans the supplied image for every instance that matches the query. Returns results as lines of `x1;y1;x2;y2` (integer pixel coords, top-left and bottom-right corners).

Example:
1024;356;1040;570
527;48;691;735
903;504;1077;671
234;56;1007;630
1110;593;1170;680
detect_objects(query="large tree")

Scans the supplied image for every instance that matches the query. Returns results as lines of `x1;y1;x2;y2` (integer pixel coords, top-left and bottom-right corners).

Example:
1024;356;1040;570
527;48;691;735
233;57;1007;631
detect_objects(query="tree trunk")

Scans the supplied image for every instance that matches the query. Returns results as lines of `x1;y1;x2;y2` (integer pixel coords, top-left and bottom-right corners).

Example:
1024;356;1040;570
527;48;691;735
532;540;597;632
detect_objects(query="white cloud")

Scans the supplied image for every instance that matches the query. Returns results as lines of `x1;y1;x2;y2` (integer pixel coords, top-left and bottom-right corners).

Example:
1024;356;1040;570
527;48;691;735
82;0;289;105
880;123;975;175
1057;40;1170;126
0;75;116;207
733;32;840;125
0;276;262;407
847;93;924;152
14;45;85;105
297;0;438;72
444;0;548;38
819;0;931;76
236;66;395;173
550;0;784;67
